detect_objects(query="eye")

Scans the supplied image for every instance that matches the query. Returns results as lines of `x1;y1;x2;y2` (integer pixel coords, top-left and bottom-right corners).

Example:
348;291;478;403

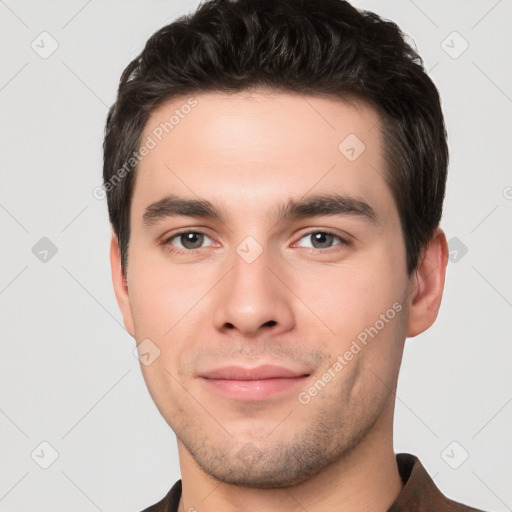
295;231;349;250
164;231;214;252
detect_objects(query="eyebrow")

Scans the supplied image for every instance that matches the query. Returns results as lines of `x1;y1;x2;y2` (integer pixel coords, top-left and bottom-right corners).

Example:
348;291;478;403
142;193;378;227
278;193;377;224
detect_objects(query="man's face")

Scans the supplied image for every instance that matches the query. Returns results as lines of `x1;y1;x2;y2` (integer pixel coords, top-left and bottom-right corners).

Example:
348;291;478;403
117;91;413;487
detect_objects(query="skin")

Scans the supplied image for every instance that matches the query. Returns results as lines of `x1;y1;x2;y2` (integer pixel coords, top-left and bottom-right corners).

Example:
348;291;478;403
110;90;448;512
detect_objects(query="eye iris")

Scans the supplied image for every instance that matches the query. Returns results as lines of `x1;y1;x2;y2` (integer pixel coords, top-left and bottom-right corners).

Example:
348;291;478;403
311;232;334;249
181;232;204;249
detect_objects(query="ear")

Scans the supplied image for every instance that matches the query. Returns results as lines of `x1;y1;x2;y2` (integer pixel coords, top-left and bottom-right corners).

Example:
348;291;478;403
110;232;135;338
406;228;449;338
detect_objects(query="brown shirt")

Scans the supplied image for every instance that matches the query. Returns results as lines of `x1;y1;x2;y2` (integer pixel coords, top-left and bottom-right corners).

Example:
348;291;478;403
141;453;485;512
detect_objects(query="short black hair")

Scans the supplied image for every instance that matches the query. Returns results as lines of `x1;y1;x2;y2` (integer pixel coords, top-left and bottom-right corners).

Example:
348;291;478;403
103;0;448;276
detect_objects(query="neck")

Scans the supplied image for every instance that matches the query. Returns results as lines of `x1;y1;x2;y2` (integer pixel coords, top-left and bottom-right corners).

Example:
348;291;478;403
176;406;403;512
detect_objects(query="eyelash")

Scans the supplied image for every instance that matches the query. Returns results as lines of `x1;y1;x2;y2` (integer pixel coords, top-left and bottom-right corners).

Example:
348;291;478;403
161;229;351;255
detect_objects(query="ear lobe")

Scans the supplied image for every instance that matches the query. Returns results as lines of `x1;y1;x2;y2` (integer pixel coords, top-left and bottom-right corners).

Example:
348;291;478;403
406;228;449;338
110;232;135;338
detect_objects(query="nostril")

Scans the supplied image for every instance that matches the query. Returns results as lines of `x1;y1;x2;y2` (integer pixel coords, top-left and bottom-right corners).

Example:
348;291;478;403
262;320;277;328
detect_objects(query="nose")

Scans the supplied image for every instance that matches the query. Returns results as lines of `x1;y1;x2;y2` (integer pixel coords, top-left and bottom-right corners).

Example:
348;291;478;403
213;246;295;337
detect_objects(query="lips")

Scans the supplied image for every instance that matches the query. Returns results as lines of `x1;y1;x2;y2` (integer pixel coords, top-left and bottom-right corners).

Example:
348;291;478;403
199;364;311;401
199;364;310;380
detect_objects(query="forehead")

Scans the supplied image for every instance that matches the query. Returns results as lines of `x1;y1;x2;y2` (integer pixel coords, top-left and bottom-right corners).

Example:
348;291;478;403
142;89;382;161
133;89;394;221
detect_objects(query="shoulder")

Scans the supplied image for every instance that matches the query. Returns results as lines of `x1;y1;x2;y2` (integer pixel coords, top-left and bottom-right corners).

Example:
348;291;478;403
139;480;182;512
391;453;488;512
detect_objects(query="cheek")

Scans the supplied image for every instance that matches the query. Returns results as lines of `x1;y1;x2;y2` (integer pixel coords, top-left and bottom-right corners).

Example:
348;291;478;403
127;253;211;339
290;251;406;340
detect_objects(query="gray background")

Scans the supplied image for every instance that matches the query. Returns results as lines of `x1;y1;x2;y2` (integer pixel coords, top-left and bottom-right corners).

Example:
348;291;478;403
0;0;511;511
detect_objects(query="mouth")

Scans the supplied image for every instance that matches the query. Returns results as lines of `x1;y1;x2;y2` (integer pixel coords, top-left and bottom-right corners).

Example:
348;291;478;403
198;364;311;401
